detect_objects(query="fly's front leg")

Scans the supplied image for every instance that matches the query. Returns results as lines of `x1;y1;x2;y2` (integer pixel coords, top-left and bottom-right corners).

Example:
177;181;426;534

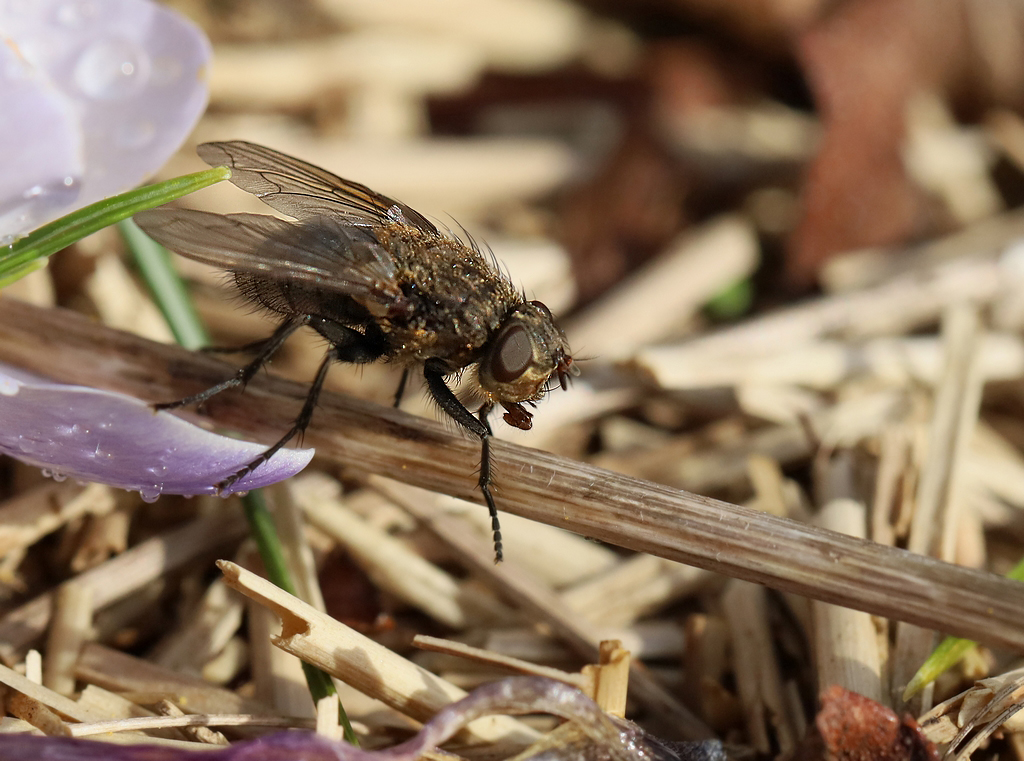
216;348;333;492
217;320;387;492
423;359;503;562
156;316;309;412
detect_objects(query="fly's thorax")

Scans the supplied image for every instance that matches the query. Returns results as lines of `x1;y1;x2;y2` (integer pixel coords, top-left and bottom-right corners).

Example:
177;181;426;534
376;222;524;368
477;301;572;405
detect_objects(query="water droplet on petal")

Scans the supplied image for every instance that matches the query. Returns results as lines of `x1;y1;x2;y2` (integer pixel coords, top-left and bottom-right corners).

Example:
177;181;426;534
73;38;150;100
10;176;81;223
40;468;67;482
140;486;161;503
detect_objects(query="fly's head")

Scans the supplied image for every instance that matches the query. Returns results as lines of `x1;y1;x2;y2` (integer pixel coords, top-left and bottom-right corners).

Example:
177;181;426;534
478;300;576;431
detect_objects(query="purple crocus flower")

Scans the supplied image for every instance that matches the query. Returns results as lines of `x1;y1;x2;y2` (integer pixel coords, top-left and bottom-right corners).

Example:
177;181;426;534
0;363;312;498
0;3;311;493
0;0;211;240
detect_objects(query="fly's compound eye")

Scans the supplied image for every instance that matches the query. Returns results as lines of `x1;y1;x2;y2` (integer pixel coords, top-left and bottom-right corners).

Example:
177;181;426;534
491;324;533;383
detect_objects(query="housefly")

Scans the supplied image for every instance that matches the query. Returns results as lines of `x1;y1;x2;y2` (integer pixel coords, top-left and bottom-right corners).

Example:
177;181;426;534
134;141;575;561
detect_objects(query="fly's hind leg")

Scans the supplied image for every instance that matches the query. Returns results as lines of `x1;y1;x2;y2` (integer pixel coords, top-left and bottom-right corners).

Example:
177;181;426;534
216;320;387;492
423;359;502;562
155;316;309;412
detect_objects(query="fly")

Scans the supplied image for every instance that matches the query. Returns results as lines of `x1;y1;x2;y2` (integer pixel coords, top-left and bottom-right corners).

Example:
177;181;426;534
135;141;576;562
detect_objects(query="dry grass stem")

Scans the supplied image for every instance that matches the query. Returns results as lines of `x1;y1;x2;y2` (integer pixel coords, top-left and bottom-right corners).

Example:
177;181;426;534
1;298;1023;652
0;661;104;725
42;581;93;696
0;510;246;664
70;509;130;573
375;478;712;738
315;695;343;741
565;215;759;357
588;641;631;718
894;305;986;708
0;482;116;559
268;485;330;616
412;634;588;688
820;207;1024;291
637;253;1020;372
75;642;273;716
149;579;244;674
156;700;230;745
638;334;1024;390
7;691;70;737
67;712;315;738
76;685;154;723
723;581;798;754
217;560;541;750
210;36;478;112
812;499;883;703
246;600;315;719
295;480;474;629
450;496;621;589
909;306;984;559
561;553;716;629
920;668;1024;747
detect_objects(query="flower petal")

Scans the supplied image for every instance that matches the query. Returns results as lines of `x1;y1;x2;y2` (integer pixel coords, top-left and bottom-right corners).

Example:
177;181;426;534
0;0;211;239
0;364;312;499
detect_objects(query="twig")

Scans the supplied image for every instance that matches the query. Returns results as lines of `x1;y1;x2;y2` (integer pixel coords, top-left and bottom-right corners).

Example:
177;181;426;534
812;500;883;703
42;581;94;696
76;642;272;716
0;509;246;664
217;560;540;751
68;712;316;737
723;581;797;754
412;634;588;688
1;299;1024;650
374;478;713;739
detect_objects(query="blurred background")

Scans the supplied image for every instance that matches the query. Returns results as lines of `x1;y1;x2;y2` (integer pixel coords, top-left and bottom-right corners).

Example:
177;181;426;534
155;0;1024;293
5;0;1024;750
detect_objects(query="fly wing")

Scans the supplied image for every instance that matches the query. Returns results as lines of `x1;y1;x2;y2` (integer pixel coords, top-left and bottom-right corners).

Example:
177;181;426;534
197;141;440;235
134;209;406;316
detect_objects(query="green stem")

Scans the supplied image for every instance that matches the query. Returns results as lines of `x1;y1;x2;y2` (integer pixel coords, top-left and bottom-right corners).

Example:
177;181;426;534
119;220;209;351
241;490;358;744
122;190;357;744
1;167;229;284
904;556;1024;699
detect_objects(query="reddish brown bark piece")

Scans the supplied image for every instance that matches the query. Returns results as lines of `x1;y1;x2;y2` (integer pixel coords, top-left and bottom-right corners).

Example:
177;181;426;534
789;0;966;283
812;685;940;761
318;549;387;633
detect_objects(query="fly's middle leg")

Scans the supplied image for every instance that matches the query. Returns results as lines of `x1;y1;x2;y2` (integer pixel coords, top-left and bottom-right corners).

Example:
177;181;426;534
155;316;308;412
216;320;387;492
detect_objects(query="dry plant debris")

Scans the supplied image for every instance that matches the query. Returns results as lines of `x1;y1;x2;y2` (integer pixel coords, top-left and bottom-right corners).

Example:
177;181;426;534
4;0;1024;759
